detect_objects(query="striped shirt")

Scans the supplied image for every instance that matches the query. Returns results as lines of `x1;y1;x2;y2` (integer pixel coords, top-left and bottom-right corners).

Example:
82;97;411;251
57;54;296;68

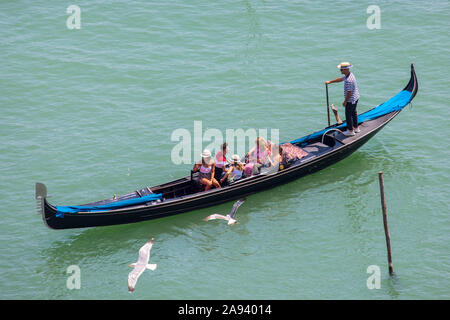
341;72;360;103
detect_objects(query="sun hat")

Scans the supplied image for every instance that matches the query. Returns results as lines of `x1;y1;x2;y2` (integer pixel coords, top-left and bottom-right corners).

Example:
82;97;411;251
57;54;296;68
201;149;212;159
231;154;242;164
337;62;353;69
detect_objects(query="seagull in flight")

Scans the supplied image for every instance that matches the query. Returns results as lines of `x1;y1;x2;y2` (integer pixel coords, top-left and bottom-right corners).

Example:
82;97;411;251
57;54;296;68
204;198;246;225
128;238;157;293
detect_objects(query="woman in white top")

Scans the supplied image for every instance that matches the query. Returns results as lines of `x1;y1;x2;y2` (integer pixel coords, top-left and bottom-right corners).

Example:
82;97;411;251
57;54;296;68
192;149;221;191
220;154;244;185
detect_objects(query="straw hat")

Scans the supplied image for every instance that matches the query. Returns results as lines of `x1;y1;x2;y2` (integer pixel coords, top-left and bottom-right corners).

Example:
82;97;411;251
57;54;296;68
231;154;242;164
201;149;212;159
337;62;353;69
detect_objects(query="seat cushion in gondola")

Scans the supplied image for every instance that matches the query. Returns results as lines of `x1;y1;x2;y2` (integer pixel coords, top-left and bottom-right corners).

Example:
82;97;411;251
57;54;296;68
281;143;309;160
301;142;330;154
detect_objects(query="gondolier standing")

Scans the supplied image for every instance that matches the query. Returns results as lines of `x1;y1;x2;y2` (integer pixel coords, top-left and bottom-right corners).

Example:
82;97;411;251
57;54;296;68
325;62;360;136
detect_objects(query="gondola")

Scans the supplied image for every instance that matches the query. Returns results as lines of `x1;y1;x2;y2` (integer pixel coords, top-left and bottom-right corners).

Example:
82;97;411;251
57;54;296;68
36;64;418;230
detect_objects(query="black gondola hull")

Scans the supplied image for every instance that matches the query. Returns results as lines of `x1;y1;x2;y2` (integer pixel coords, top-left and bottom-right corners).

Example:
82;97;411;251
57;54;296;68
40;112;393;229
37;64;418;230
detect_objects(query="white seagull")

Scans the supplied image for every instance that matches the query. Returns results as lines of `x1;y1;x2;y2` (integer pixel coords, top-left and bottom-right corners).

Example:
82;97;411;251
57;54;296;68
128;237;157;293
203;198;247;225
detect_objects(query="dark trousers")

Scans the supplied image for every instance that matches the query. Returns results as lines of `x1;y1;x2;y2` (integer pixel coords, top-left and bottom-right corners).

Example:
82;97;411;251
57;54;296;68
345;100;358;131
214;167;223;182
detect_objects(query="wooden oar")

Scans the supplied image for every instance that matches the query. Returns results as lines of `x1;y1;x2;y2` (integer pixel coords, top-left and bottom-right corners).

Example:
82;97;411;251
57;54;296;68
331;104;343;124
326;83;331;126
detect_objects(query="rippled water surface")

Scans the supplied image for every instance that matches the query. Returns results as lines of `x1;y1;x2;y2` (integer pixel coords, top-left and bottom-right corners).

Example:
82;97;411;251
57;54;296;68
1;0;449;299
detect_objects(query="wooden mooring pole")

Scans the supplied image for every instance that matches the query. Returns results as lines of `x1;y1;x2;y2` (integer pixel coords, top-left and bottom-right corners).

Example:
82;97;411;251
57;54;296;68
378;171;394;276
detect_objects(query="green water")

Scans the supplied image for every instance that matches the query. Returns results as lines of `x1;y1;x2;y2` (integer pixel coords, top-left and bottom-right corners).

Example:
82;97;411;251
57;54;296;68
1;0;449;299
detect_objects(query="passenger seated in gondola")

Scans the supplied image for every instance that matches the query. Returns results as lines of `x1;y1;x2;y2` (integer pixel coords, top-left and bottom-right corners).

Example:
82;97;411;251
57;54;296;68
256;143;283;175
279;143;309;167
244;137;274;176
276;144;301;170
214;142;228;182
220;154;245;185
192;149;221;191
269;144;284;169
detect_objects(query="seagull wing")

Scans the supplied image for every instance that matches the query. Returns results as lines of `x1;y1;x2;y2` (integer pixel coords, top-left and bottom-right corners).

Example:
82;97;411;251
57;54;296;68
128;263;146;292
128;238;155;292
137;238;154;265
229;198;246;219
204;214;229;222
